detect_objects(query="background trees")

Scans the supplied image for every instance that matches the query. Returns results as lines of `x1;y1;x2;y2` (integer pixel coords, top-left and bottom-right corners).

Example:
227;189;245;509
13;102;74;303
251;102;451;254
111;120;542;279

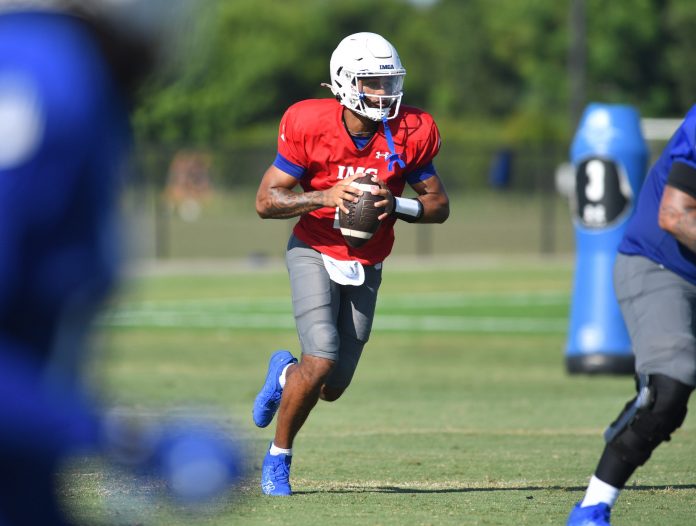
132;0;696;149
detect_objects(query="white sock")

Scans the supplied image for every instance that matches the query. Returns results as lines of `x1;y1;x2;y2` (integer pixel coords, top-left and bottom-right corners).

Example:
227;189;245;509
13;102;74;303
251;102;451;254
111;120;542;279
278;363;292;388
269;442;292;456
581;475;620;508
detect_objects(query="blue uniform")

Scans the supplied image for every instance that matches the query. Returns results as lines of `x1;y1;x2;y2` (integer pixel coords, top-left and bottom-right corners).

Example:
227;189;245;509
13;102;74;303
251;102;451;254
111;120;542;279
0;12;244;525
567;106;696;524
0;11;129;526
619;104;696;284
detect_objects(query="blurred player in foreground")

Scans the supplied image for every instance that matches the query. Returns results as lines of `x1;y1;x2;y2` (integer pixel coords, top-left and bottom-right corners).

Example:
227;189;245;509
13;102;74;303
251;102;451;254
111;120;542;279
567;105;696;525
253;32;450;495
0;2;242;525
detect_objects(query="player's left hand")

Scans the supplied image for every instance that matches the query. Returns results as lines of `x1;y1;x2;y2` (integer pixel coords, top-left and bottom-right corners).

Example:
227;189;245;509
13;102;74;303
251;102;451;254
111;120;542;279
101;412;245;504
153;422;245;504
369;175;395;220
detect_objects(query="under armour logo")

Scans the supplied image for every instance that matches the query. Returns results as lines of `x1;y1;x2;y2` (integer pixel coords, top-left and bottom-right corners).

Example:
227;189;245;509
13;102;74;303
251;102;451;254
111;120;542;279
375;151;389;160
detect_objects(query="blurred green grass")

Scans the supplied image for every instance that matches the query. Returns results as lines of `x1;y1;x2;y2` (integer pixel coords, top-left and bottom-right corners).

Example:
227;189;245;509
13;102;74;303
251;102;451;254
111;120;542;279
127;190;576;260
62;260;696;525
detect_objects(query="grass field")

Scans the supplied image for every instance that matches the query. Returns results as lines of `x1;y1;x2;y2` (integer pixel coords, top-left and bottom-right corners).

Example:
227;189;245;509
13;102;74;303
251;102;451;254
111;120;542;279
129;189;576;260
60;257;696;525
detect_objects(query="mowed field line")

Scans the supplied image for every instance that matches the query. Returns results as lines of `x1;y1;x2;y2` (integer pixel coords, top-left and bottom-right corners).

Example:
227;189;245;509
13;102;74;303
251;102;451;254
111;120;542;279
100;290;569;333
113;289;569;309
289;426;612;439
239;478;569;492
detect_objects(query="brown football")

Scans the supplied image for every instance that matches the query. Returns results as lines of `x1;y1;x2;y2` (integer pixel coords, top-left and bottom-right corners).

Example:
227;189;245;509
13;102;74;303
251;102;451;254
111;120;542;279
338;175;382;248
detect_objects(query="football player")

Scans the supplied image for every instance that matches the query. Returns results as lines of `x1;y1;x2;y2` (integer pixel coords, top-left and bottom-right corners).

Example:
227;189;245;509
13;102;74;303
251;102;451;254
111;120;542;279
0;2;241;525
567;105;696;525
253;32;450;496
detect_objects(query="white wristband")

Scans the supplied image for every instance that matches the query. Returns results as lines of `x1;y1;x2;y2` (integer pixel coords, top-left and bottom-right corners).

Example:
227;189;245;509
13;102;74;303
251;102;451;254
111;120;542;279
394;197;421;218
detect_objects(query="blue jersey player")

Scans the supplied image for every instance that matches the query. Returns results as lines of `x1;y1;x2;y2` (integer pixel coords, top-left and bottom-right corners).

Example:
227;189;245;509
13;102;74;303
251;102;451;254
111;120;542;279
0;4;241;525
567;106;696;525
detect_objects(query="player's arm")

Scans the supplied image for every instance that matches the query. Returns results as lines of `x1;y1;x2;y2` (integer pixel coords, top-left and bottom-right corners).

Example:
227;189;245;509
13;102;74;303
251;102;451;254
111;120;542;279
255;164;362;219
373;174;450;224
658;161;696;252
407;174;450;224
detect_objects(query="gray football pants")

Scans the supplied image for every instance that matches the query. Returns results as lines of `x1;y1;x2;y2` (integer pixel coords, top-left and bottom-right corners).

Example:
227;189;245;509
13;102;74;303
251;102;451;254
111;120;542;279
285;235;382;390
614;253;696;386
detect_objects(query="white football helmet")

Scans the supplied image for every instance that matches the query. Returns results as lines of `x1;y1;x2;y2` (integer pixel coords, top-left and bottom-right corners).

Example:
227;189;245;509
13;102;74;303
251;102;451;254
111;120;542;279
327;32;406;121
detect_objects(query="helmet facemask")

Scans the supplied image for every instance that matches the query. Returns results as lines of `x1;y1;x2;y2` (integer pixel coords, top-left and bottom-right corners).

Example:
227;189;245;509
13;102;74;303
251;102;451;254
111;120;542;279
350;73;404;121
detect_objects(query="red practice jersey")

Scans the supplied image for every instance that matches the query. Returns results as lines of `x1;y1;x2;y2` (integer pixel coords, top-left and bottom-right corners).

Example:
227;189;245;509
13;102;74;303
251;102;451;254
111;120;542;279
276;98;441;265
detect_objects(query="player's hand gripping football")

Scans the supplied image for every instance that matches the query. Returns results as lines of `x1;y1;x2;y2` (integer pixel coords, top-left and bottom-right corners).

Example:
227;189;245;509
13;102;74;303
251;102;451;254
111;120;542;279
369;176;395;220
327;173;364;214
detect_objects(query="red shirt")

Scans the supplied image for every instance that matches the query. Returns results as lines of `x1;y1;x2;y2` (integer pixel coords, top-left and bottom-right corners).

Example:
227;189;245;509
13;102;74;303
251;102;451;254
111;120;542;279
277;98;441;265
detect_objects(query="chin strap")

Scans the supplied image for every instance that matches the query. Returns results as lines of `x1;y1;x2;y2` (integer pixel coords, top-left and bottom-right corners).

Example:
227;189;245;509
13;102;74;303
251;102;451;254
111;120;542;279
381;116;405;172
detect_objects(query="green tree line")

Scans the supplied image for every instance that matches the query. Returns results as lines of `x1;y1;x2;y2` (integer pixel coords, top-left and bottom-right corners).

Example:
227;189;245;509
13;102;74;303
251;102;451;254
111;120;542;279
133;0;696;150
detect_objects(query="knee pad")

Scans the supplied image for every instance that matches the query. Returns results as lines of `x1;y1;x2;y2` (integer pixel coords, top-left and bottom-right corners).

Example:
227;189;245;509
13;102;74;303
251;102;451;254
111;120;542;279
605;374;693;467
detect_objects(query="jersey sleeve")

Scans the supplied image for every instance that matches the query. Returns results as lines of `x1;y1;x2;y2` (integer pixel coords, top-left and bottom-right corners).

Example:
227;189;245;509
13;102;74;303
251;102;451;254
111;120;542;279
408;116;441;173
667;162;696;198
277;104;308;169
667;108;696;197
405;161;438;185
669;105;696;168
273;153;305;179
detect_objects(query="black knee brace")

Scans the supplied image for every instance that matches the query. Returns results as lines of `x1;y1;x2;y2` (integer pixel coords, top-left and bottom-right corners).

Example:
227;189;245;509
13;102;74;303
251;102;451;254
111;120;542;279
604;374;693;468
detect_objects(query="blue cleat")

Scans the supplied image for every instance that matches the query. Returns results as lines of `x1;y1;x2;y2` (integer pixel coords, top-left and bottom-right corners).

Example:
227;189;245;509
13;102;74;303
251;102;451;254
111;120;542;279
567;502;611;526
252;350;297;428
261;448;292;496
